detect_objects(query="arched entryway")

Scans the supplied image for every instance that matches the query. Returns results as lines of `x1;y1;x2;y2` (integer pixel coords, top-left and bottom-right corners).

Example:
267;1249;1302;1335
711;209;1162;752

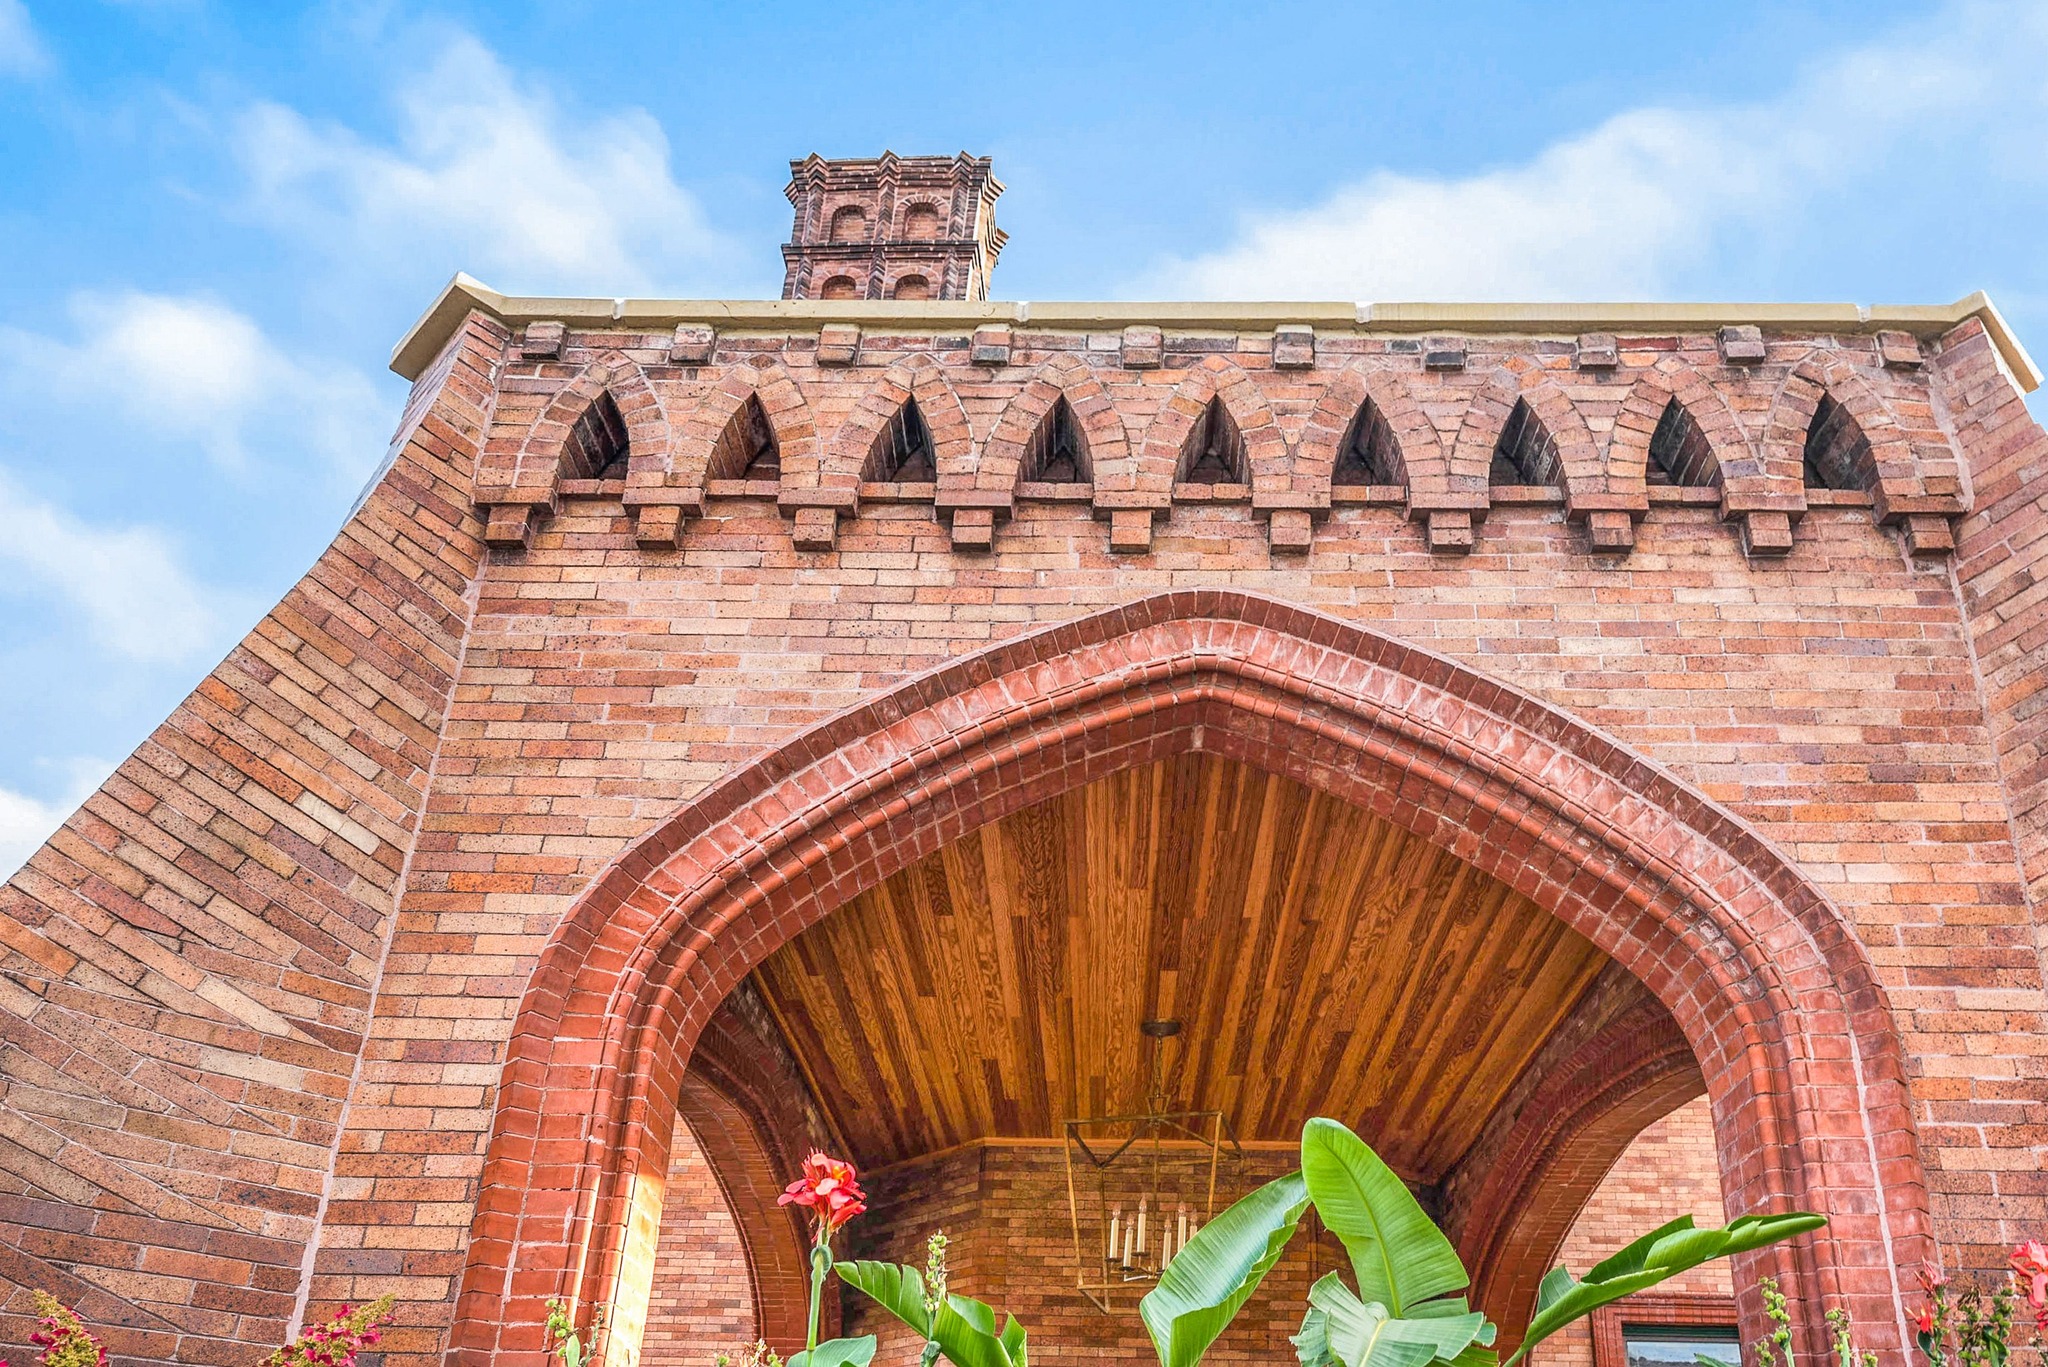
449;591;1928;1367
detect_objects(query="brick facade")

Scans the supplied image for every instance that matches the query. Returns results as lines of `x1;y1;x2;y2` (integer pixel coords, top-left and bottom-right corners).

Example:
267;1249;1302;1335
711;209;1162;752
3;269;2046;1367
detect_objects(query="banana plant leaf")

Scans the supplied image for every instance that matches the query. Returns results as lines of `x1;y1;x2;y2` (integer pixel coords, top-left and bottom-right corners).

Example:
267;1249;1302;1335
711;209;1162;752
1504;1212;1827;1366
1294;1272;1494;1367
835;1259;1028;1367
1300;1117;1469;1315
787;1336;877;1367
1140;1171;1311;1367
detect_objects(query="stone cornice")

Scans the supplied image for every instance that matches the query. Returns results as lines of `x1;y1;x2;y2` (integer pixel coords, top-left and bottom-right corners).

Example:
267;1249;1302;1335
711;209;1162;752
390;271;2043;392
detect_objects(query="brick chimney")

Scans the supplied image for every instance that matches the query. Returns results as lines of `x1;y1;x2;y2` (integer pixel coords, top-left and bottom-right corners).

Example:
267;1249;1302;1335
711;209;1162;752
781;151;1007;302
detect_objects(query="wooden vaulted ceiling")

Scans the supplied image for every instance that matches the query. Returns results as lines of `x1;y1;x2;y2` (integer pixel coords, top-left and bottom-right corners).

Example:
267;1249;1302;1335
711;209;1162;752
749;754;1610;1184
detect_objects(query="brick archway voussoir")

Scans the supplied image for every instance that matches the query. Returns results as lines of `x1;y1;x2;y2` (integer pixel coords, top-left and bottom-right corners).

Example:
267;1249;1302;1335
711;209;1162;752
453;589;1928;1367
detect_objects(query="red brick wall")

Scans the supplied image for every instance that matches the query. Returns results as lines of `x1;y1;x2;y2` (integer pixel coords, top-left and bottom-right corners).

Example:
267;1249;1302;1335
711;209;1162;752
641;1121;754;1365
2;313;2043;1366
1538;1099;1731;1367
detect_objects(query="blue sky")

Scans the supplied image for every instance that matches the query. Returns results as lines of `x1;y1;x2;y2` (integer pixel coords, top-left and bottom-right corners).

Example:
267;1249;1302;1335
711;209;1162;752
3;0;2047;872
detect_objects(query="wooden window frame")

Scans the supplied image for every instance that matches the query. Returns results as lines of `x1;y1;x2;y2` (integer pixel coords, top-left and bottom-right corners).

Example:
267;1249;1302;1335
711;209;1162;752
1591;1293;1741;1367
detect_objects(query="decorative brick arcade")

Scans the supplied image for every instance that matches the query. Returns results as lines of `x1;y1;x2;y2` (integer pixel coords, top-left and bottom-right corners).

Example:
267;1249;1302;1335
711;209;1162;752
3;154;2048;1367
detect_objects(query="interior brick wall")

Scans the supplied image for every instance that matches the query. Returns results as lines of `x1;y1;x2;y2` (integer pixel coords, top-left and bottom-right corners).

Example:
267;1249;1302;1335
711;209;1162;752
841;1144;1330;1367
1537;1099;1731;1367
2;309;2043;1367
641;1121;754;1365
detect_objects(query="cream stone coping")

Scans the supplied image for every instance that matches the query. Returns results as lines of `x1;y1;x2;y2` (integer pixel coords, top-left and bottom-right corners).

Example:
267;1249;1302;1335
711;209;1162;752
391;271;2042;393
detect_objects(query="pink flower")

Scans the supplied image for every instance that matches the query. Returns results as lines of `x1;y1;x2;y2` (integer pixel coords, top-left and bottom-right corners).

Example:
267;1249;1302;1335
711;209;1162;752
778;1151;867;1231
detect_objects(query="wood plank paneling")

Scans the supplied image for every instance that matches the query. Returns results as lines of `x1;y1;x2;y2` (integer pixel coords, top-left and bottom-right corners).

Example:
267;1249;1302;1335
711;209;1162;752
752;754;1607;1181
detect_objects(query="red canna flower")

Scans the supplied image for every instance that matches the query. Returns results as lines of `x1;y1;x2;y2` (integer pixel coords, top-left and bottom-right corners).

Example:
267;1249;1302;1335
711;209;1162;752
778;1151;867;1231
1914;1304;1935;1336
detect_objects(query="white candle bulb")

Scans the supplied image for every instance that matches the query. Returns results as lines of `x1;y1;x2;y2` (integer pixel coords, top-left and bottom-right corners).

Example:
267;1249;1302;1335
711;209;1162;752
1136;1199;1147;1254
1108;1210;1119;1261
1122;1220;1135;1267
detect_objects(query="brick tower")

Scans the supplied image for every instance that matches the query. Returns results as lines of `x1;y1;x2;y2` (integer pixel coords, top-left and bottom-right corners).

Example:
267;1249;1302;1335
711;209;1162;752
780;151;1006;302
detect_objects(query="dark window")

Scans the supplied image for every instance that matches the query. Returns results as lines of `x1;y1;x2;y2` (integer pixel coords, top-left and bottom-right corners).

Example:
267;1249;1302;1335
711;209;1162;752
1024;397;1089;483
711;393;780;480
1334;399;1400;485
1490;398;1562;486
1803;393;1872;490
1622;1323;1740;1367
1647;400;1718;488
870;396;937;482
565;391;629;479
1180;397;1245;484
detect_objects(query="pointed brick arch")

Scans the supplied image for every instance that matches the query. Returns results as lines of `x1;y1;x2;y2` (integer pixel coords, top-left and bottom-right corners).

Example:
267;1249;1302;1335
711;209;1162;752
476;353;671;549
674;362;819;492
945;354;1126;500
936;353;1129;549
1106;356;1284;550
1452;365;1622;549
1760;353;1966;556
625;361;820;548
1297;365;1442;499
819;355;972;496
450;590;1929;1367
1127;356;1283;500
1452;366;1602;501
1608;360;1758;498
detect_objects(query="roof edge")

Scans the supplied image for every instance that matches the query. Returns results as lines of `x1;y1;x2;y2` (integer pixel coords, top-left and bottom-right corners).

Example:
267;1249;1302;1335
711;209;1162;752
389;274;2042;393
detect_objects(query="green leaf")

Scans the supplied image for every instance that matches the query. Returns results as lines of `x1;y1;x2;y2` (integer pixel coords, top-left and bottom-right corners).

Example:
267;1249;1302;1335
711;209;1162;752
999;1313;1029;1367
1295;1306;1335;1367
1301;1117;1468;1315
1303;1273;1460;1367
933;1293;1017;1367
835;1260;932;1339
788;1337;877;1367
1504;1212;1826;1367
836;1259;1030;1367
1140;1171;1310;1367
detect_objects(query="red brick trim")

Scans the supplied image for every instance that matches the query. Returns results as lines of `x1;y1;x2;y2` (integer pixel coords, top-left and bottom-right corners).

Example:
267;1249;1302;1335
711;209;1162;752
800;354;971;511
449;589;1929;1367
1587;1293;1741;1367
1607;360;1759;513
1122;354;1286;512
943;354;1128;516
1293;365;1440;512
478;352;670;511
1449;362;1606;516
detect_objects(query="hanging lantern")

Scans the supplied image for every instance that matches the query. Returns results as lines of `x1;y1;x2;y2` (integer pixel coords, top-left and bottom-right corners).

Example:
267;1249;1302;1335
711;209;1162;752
1061;1019;1242;1314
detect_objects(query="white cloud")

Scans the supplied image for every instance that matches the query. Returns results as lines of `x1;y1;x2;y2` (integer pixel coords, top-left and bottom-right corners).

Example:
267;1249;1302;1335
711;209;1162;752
0;471;227;664
0;758;112;880
0;0;49;79
1133;4;2048;301
0;292;387;477
233;33;734;295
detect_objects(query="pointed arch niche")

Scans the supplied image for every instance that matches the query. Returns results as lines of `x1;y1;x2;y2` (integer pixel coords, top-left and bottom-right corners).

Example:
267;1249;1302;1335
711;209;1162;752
452;591;1929;1367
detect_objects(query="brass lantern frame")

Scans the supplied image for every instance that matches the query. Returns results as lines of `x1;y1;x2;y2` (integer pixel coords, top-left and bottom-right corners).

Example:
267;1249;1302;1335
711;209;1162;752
1060;1020;1242;1314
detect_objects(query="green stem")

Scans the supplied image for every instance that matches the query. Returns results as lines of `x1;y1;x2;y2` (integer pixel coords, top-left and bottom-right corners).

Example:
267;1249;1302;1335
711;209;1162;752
807;1226;830;1357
